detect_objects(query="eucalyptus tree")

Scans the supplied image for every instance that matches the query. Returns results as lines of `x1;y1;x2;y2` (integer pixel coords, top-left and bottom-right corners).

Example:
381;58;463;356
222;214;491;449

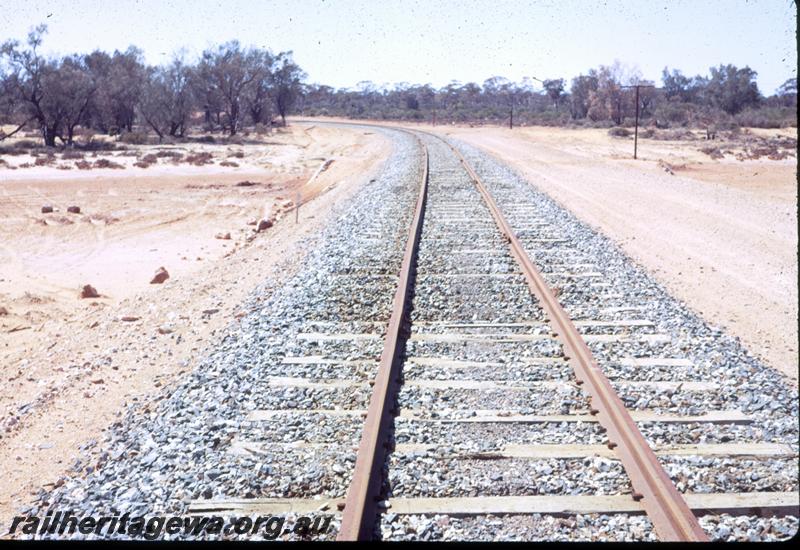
542;79;565;110
705;64;760;115
85;47;146;133
569;73;598;119
1;25;96;146
139;57;193;140
243;48;275;126
54;54;96;144
0;66;34;140
196;41;264;134
270;51;305;126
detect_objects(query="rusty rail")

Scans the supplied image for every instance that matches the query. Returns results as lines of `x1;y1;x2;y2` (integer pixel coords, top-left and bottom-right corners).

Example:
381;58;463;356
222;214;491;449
334;123;707;541
430;133;708;542
337;138;429;540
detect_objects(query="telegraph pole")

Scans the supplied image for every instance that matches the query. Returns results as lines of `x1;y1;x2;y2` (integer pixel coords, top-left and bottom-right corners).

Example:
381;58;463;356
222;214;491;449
633;85;640;159
621;84;654;160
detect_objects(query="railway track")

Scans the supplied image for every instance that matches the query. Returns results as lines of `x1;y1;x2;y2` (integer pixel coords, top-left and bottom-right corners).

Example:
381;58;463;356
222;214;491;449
185;126;798;541
337;129;708;541
34;123;797;541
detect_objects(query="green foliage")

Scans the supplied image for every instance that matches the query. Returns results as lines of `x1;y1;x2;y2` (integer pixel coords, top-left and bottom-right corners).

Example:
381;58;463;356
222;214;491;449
735;107;797;129
654;101;693;127
569;74;598;119
705;64;760;114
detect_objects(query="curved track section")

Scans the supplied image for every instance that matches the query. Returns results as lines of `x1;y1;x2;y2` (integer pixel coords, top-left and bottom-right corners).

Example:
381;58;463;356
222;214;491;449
31;122;798;542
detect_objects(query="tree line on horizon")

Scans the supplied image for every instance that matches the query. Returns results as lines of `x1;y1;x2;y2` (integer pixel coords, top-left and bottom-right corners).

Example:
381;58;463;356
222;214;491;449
1;26;796;148
299;62;796;132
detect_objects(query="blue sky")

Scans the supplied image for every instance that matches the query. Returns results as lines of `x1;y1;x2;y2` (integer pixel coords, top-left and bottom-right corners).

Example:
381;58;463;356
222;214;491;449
0;0;796;93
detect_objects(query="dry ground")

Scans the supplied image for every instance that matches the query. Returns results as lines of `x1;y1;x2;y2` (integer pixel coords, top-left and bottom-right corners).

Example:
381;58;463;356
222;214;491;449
0;124;391;528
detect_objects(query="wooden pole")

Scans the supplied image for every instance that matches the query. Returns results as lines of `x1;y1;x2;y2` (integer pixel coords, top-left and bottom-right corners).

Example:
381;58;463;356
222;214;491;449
621;83;654;160
634;85;640;160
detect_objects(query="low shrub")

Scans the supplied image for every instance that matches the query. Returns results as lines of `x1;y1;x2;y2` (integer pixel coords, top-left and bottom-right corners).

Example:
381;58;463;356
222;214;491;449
34;155;56;166
14;139;38;149
587;119;615;129
0;145;25;155
735;106;797;129
93;158;125;169
118;131;151;145
156;150;183;160
711;120;740;132
62;149;85;160
133;153;158;169
650;128;697;141
184;151;214;166
608;127;631;137
254;123;271;135
699;145;724;159
83;140;119;152
639;128;656;138
653;102;692;128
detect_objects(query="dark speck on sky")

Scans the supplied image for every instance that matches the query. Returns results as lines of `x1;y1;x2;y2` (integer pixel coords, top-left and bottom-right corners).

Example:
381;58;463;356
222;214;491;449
0;0;795;93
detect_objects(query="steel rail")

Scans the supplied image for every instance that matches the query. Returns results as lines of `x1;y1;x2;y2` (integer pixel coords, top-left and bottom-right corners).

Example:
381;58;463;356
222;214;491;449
424;131;708;542
318;121;706;541
337;137;429;540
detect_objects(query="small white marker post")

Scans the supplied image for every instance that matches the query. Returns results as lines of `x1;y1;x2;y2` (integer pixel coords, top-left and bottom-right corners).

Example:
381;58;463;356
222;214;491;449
295;191;302;224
